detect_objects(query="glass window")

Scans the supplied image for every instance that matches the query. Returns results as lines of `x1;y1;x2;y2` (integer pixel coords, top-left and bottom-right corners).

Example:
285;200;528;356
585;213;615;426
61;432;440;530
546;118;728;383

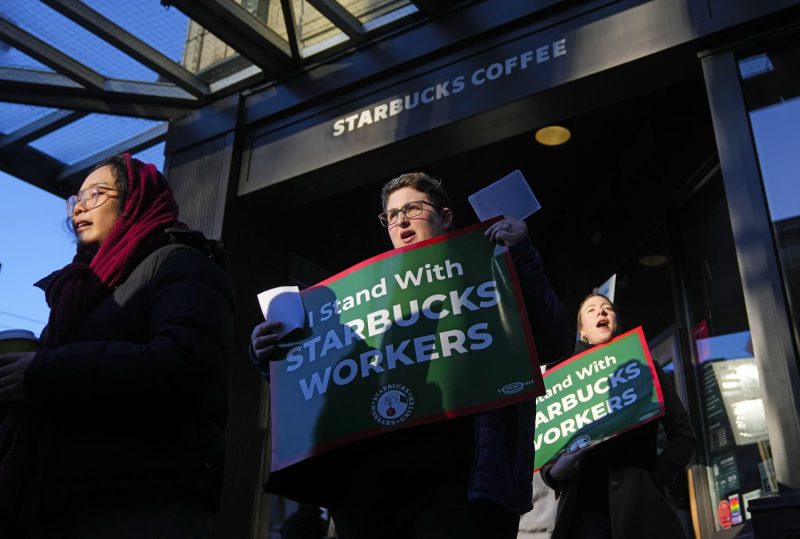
133;142;166;173
2;3;159;82
678;176;776;533
738;38;800;358
29;114;164;165
0;103;56;135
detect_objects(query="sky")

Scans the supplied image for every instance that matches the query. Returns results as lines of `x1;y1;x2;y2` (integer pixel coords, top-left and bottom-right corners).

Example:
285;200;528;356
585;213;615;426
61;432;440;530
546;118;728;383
749;96;800;223
0;172;74;335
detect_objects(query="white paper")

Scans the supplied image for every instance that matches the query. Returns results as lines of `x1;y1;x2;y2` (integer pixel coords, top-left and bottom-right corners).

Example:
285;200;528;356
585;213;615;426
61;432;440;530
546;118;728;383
596;274;617;302
468;169;541;221
256;286;305;339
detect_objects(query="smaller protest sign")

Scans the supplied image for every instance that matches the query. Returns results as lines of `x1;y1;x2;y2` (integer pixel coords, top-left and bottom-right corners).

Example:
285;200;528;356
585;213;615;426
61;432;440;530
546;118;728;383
533;327;664;471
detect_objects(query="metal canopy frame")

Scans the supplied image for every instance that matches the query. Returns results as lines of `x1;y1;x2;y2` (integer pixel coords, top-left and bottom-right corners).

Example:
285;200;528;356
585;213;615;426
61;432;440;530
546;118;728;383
305;0;365;39
40;0;211;98
165;0;296;70
0;0;471;196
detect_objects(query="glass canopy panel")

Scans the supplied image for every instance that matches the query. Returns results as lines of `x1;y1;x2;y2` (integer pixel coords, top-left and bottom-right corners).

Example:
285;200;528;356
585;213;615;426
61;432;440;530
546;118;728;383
29;114;164;165
0;44;54;71
292;1;347;57
80;0;249;79
344;0;416;29
237;0;291;42
134;141;166;172
2;2;159;82
79;0;190;64
225;0;344;58
0;103;57;135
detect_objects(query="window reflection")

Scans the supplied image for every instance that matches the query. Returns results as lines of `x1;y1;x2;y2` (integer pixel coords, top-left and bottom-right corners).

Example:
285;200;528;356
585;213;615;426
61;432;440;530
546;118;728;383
679;177;775;533
739;39;800;356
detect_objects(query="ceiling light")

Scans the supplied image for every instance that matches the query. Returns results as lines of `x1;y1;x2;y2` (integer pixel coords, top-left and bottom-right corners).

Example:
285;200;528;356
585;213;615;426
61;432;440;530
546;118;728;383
535;125;571;146
638;254;668;267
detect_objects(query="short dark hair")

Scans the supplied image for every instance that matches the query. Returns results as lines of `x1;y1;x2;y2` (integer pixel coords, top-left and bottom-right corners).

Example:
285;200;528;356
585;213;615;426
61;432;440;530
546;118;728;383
91;154;129;210
381;171;453;218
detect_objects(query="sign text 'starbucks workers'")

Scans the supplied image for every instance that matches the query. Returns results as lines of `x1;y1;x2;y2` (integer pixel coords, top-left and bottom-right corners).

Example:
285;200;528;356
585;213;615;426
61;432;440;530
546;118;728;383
269;220;544;471
533;327;665;471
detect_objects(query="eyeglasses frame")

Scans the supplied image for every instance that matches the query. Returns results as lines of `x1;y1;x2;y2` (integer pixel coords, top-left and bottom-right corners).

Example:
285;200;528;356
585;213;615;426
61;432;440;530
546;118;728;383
66;185;119;216
378;200;441;227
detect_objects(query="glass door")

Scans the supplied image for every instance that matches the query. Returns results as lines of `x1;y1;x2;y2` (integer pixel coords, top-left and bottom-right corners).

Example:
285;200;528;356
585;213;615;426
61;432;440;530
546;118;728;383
673;173;776;538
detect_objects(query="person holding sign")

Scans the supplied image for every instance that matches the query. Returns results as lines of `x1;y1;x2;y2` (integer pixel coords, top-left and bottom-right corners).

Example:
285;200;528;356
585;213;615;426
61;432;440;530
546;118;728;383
251;172;574;539
541;294;696;539
0;154;234;538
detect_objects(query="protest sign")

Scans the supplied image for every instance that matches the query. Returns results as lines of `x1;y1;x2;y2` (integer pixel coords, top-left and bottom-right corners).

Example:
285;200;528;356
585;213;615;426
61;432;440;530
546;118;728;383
533;327;664;471
268;219;543;471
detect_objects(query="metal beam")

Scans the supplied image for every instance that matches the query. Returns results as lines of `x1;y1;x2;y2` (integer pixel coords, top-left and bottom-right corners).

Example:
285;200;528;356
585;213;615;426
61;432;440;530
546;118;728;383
0;145;70;198
305;0;364;38
57;123;169;188
408;0;459;16
280;0;301;59
0;68;198;120
39;0;210;98
0;110;87;151
242;0;567;125
0;16;105;89
164;0;295;77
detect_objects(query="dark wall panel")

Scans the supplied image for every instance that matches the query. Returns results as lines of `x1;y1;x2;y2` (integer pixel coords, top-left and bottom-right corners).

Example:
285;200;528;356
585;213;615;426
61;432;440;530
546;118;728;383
165;133;234;239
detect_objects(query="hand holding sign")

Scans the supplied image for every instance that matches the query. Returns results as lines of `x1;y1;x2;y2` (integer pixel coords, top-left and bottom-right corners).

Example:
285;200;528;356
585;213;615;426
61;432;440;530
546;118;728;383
253;286;306;364
548;444;592;482
485;217;528;247
251;321;285;362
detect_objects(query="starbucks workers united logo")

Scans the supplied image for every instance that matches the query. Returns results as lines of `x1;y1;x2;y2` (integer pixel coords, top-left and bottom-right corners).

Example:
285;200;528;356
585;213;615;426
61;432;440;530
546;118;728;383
371;384;415;426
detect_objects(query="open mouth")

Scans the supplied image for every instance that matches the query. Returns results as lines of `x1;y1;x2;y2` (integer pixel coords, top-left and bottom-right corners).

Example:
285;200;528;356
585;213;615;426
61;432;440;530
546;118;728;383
400;229;415;241
596;319;610;328
74;221;91;232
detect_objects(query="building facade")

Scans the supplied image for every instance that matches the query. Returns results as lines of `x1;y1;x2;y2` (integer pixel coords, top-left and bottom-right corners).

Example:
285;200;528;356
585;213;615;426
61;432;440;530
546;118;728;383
162;1;800;537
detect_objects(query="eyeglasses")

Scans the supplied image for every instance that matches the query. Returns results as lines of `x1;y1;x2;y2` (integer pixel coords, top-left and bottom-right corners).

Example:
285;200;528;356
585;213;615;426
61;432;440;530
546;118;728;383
378;200;439;227
66;186;119;216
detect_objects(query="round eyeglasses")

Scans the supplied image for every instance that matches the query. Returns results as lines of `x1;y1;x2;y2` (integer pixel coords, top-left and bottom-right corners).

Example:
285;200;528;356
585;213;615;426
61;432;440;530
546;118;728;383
66;186;119;216
378;200;439;227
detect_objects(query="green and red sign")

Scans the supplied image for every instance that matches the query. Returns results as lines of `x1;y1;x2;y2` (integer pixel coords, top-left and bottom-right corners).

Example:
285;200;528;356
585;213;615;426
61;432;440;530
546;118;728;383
533;327;665;471
269;220;543;471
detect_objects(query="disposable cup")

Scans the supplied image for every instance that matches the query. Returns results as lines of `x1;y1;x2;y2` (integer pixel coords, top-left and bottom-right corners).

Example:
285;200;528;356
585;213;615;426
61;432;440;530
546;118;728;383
0;329;39;354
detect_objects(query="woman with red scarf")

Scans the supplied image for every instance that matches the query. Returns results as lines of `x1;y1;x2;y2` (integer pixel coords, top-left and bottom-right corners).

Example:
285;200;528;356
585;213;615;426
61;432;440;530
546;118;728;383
0;154;235;538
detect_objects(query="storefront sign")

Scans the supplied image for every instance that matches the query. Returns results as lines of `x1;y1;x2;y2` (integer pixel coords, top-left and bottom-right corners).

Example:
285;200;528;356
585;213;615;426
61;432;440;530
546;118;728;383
729;494;743;525
268;220;543;471
242;29;572;194
532;327;665;471
712;451;740;495
331;40;566;138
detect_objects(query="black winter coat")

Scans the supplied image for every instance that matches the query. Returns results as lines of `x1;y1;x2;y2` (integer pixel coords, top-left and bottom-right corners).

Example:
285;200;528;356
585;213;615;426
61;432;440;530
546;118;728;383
24;243;235;517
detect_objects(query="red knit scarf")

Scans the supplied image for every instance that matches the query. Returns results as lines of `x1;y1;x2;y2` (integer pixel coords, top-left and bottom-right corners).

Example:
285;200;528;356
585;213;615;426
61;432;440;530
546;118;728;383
42;153;180;346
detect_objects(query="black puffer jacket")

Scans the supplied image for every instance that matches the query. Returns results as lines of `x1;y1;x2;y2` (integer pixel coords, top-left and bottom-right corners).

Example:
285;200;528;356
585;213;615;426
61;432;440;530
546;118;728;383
24;240;235;517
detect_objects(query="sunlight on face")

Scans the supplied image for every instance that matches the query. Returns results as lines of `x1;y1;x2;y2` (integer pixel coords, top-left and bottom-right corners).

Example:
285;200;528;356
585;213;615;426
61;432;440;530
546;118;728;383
579;295;618;345
71;165;121;249
385;187;452;249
